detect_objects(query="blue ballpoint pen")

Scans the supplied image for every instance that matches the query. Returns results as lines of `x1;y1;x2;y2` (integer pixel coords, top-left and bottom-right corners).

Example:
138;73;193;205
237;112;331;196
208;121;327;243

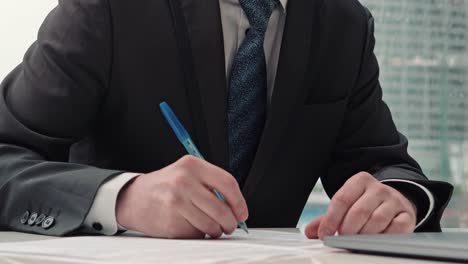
159;101;249;234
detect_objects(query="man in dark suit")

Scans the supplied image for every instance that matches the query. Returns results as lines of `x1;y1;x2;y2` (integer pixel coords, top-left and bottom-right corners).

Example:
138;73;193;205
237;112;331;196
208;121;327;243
0;0;453;239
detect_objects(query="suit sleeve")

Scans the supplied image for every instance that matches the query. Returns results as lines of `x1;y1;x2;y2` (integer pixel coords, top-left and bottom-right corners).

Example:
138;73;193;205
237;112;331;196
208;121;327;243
0;0;124;236
321;7;453;232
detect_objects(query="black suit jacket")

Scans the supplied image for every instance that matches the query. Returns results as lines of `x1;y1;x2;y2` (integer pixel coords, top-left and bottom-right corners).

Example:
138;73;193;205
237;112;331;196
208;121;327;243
0;0;453;236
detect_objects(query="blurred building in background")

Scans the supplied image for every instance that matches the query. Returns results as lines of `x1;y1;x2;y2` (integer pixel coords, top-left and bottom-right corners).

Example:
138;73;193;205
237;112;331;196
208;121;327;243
300;0;468;227
362;0;468;227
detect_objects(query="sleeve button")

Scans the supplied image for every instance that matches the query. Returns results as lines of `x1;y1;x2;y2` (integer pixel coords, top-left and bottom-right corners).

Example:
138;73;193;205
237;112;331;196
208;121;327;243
20;211;30;224
28;213;38;225
42;216;55;229
92;222;103;231
35;214;46;225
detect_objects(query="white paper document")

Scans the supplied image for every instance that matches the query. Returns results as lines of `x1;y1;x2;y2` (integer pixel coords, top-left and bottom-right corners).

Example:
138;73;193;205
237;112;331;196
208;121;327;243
0;229;341;264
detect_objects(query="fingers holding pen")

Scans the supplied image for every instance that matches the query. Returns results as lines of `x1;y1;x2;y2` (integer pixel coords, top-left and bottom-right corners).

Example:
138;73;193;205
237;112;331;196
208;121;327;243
180;155;249;222
189;182;238;235
116;155;249;239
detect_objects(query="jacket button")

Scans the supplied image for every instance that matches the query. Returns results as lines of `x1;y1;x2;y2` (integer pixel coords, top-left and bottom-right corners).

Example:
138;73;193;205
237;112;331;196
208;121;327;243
35;214;46;225
20;211;30;224
28;213;38;225
42;216;55;229
92;222;103;231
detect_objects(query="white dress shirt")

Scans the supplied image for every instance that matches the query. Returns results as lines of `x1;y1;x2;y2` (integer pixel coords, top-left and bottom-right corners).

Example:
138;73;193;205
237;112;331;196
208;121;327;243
83;0;434;235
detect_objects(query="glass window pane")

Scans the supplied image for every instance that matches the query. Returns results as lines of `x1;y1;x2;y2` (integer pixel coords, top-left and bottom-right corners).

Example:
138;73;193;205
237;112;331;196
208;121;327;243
300;0;468;228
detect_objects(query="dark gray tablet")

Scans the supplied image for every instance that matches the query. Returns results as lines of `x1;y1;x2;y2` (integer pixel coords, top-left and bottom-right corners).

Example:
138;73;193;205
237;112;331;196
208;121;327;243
324;232;468;262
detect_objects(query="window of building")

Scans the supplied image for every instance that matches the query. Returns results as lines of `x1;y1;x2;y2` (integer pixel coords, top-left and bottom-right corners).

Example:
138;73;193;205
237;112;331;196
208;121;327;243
300;0;468;229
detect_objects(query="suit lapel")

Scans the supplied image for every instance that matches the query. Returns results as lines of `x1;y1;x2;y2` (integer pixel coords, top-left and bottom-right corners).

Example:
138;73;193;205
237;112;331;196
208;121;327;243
242;0;323;197
177;0;230;169
171;0;322;193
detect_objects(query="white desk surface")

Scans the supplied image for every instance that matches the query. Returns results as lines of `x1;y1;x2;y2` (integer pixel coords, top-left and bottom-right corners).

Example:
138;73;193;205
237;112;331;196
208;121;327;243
0;228;458;264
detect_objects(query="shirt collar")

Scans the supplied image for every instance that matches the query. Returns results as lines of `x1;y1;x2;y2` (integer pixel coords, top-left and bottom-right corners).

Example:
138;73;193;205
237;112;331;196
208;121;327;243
278;0;288;11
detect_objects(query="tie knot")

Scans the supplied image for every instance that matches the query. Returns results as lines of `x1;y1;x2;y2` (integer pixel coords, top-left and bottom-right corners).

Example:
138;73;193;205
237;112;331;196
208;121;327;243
239;0;279;32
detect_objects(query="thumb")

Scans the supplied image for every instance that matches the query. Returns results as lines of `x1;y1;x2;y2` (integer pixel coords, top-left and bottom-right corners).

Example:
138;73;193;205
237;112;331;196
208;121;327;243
304;215;324;239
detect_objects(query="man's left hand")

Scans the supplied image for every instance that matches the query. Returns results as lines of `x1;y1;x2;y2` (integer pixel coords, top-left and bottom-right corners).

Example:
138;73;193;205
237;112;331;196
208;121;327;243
305;172;417;240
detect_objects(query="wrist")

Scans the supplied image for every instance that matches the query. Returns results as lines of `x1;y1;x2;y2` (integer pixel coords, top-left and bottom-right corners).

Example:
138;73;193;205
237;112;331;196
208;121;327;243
382;181;425;223
116;176;139;230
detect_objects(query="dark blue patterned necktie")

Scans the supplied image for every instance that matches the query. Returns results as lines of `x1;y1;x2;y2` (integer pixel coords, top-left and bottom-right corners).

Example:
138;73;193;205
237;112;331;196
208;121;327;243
228;0;278;183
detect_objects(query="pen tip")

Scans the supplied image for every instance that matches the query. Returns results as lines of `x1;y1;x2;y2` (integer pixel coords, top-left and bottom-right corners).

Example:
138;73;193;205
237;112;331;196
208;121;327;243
239;222;249;234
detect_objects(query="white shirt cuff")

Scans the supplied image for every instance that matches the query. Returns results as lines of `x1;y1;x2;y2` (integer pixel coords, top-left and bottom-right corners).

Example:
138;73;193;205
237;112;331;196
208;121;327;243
380;179;435;229
83;172;140;235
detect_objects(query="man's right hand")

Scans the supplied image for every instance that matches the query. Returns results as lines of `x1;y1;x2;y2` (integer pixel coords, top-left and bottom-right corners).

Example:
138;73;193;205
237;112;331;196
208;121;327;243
115;155;248;239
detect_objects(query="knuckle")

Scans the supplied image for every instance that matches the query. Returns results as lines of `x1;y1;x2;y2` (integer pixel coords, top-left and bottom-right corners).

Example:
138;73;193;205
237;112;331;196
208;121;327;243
176;165;191;177
380;184;391;192
362;172;374;179
372;211;388;224
166;192;184;207
392;194;406;205
352;172;375;185
357;172;372;180
179;155;200;168
334;193;353;208
224;176;240;190
375;184;391;196
172;173;190;188
214;205;232;221
394;214;411;227
350;206;371;219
